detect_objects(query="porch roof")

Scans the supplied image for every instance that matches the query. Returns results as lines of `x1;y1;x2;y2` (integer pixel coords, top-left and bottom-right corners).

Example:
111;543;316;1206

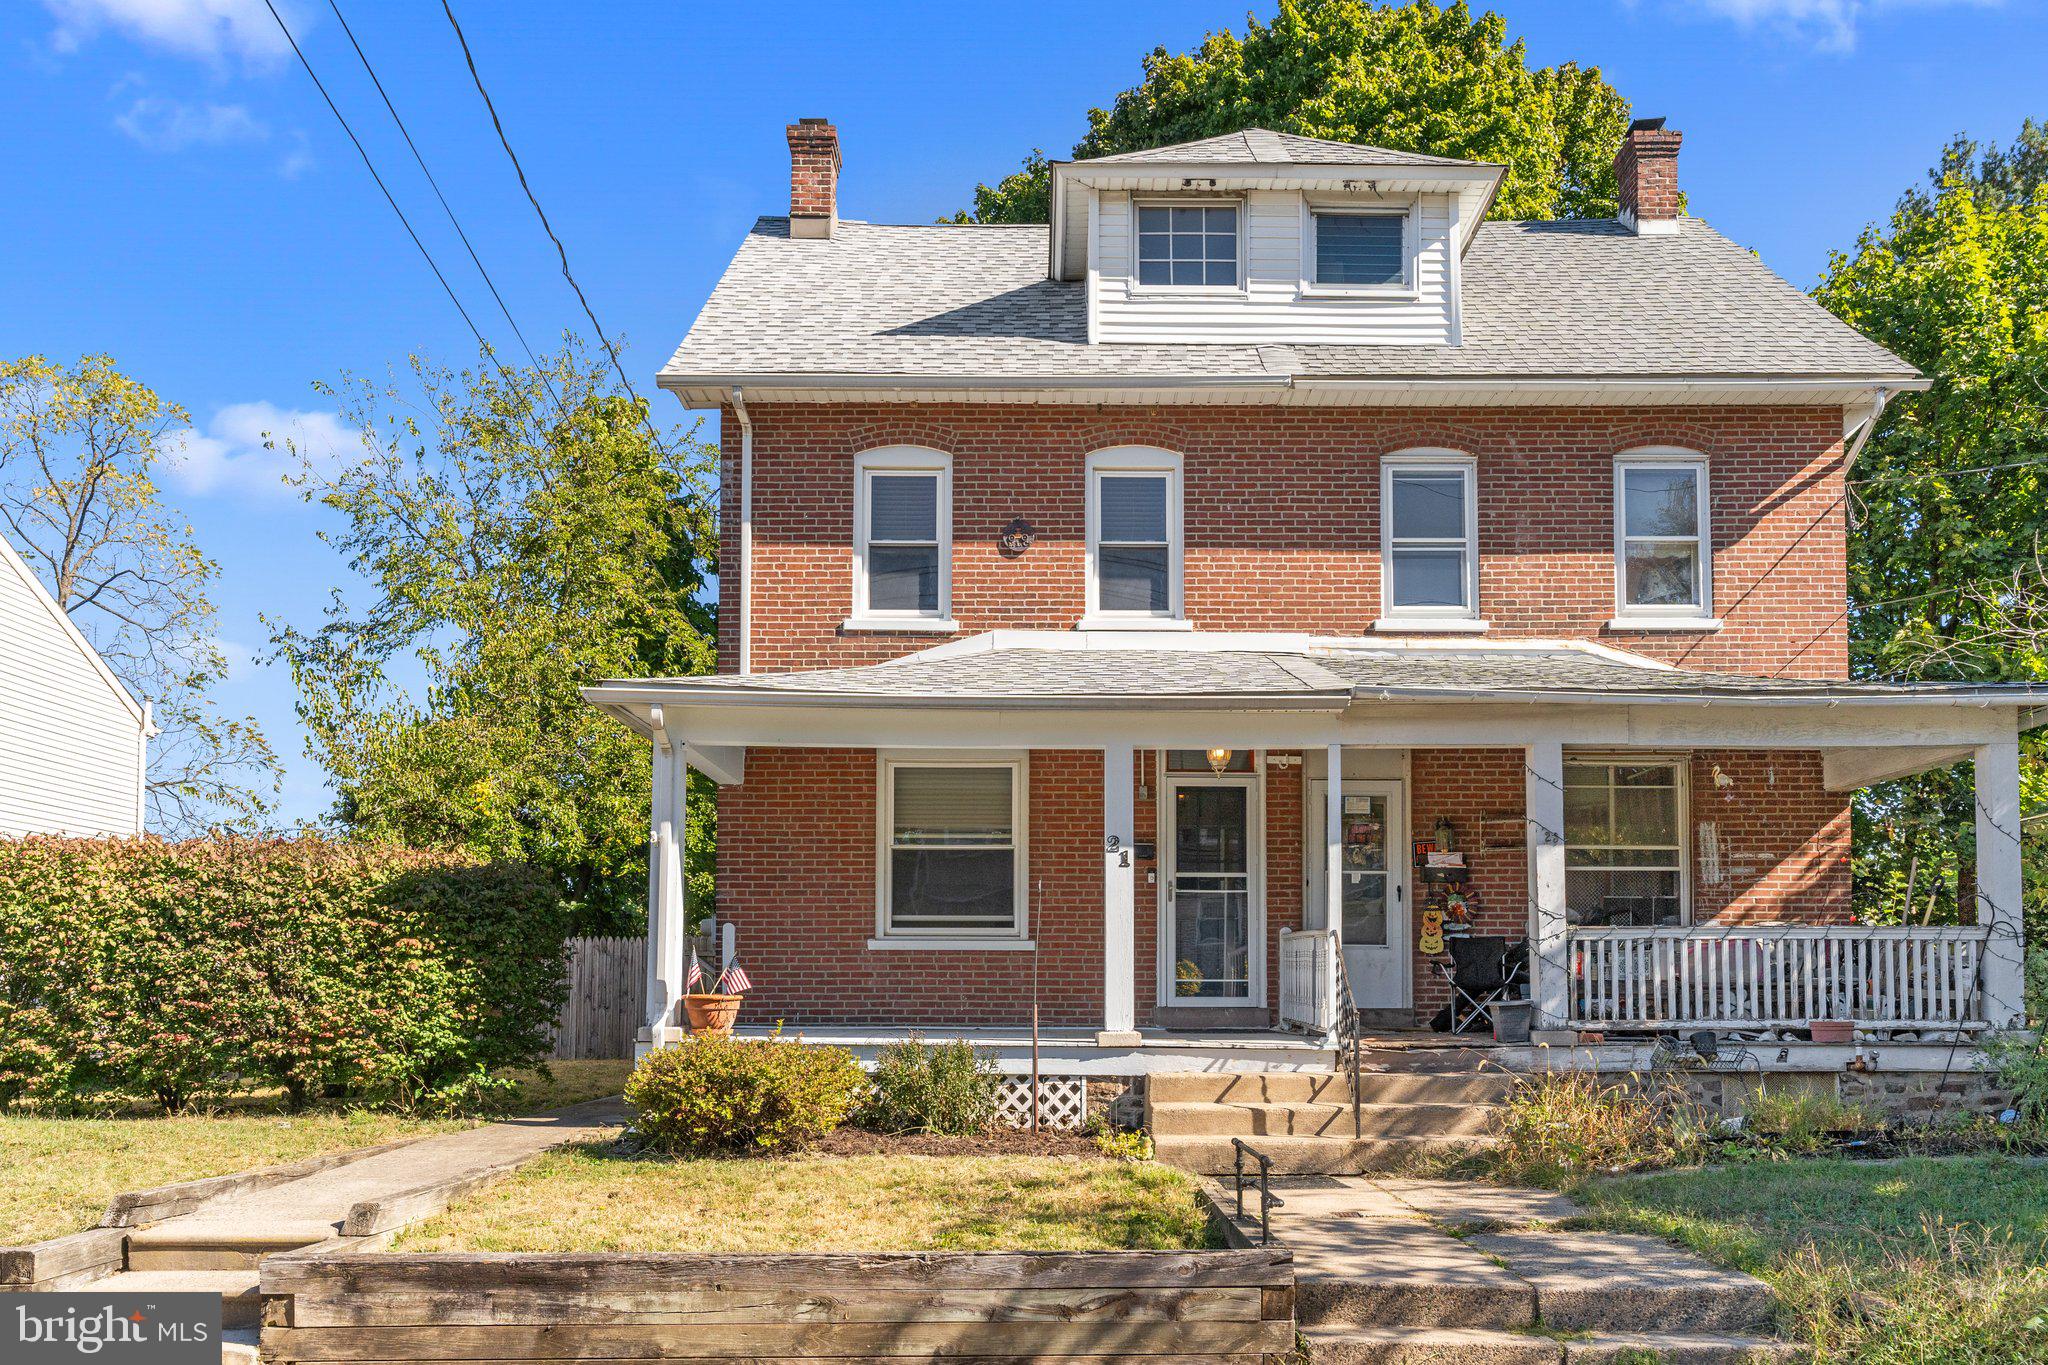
585;638;2048;714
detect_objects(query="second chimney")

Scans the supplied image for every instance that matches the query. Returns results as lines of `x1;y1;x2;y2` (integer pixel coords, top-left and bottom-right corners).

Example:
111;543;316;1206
787;118;840;239
1615;117;1681;235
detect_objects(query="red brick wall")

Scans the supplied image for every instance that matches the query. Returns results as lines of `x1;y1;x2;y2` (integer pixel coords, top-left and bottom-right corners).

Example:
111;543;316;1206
718;744;1849;1027
719;403;1849;680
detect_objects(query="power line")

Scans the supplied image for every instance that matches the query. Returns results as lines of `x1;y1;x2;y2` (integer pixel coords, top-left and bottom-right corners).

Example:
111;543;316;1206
438;0;673;460
261;0;491;357
324;0;567;420
1848;452;2048;487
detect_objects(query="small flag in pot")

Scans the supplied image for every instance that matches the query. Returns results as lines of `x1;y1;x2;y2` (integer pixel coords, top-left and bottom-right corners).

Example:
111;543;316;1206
685;952;703;994
715;959;753;995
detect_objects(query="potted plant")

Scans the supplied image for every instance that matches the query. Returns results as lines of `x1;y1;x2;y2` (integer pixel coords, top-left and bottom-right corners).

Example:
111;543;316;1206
682;955;753;1036
1807;1018;1855;1045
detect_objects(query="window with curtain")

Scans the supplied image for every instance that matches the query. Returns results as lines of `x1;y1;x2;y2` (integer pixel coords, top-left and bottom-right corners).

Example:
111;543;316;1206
1383;462;1475;615
1563;761;1686;927
885;764;1020;936
1136;204;1239;287
1617;461;1707;613
1313;211;1406;287
1095;472;1172;615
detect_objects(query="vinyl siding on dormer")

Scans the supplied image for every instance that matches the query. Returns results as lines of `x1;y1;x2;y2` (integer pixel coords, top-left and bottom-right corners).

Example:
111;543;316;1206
1090;189;1456;346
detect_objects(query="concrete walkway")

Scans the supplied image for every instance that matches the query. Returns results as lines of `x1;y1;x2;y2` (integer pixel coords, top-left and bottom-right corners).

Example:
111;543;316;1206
1269;1175;1803;1363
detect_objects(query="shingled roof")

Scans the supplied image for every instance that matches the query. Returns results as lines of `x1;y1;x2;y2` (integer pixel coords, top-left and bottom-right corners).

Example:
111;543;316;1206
1072;129;1483;168
661;216;1915;390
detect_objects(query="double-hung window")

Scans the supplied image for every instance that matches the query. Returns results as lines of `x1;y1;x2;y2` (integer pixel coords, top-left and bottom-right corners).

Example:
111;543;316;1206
1085;447;1183;623
1136;204;1239;288
1379;453;1479;624
1614;452;1711;620
852;447;951;626
1564;759;1687;927
880;758;1026;942
1309;208;1410;289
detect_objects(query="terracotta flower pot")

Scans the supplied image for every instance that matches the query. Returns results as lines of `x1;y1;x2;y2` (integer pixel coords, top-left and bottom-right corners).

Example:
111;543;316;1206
1807;1019;1854;1044
683;993;744;1036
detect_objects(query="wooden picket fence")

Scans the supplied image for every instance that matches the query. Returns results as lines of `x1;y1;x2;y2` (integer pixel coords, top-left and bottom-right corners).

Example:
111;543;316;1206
548;936;646;1060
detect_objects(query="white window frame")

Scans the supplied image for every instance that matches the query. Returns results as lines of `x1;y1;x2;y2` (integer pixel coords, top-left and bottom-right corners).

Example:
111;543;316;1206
872;752;1031;950
847;445;954;633
1130;197;1248;296
1300;200;1418;299
1611;448;1716;629
1083;446;1187;629
1561;754;1692;927
1375;450;1483;631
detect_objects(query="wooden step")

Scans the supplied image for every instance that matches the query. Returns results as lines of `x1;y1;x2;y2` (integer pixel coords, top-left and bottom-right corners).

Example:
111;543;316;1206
1149;1099;1497;1138
1152;1133;1493;1175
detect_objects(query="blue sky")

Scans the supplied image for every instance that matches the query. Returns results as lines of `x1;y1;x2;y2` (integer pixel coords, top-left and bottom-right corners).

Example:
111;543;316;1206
3;0;2043;827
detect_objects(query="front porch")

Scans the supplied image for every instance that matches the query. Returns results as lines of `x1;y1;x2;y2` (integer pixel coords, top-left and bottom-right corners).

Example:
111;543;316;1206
587;634;2040;1074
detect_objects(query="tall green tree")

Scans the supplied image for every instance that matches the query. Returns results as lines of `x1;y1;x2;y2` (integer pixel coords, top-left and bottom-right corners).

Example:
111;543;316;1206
1815;122;2048;933
958;0;1631;224
271;345;717;933
0;354;278;831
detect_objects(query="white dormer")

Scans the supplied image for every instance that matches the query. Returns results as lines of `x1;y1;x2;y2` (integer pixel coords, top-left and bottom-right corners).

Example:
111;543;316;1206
1047;129;1502;348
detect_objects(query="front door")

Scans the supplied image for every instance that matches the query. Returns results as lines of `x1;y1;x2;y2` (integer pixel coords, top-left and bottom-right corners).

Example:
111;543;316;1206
1309;780;1408;1011
1164;775;1259;1004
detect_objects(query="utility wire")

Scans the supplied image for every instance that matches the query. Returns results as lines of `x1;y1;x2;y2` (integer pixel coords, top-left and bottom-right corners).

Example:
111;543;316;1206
261;0;492;357
1848;452;2048;487
325;0;568;421
438;0;675;462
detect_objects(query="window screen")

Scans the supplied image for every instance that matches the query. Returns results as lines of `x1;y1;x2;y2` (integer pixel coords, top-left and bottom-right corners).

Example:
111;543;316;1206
1137;205;1239;287
1315;212;1405;286
887;766;1018;934
1563;762;1684;927
864;471;940;614
1619;466;1703;610
1095;472;1171;614
1386;466;1472;612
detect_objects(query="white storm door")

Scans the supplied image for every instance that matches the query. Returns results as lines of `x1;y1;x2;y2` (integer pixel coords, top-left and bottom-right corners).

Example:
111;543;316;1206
1309;780;1408;1011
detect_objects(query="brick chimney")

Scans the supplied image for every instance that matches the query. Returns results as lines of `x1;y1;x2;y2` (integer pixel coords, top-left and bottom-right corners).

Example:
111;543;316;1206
1615;117;1682;235
786;118;840;239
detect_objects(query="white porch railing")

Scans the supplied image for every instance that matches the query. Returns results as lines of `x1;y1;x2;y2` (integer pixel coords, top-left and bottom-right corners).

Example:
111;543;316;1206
1278;928;1339;1035
1566;925;1989;1030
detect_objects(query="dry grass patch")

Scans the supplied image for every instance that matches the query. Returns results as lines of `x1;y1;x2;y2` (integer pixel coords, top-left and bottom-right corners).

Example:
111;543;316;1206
391;1146;1216;1253
0;1061;631;1245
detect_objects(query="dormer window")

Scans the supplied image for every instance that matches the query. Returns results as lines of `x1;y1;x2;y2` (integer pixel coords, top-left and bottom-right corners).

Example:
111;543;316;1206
1307;206;1413;293
1136;205;1239;288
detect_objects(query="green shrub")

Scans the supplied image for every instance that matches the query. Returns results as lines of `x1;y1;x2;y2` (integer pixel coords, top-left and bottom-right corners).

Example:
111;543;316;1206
0;835;570;1112
858;1036;1003;1135
627;1037;865;1155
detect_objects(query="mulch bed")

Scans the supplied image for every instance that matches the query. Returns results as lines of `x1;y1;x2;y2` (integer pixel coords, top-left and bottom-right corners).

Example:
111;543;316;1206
811;1128;1099;1158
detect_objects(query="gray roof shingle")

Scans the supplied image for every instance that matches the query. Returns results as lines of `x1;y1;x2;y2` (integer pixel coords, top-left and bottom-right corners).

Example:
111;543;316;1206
661;217;1914;385
1074;129;1481;168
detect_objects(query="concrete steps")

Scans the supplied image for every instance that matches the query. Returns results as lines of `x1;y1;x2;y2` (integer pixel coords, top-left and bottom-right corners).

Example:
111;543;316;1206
1153;1132;1493;1174
92;1268;263;1328
1302;1325;1804;1363
125;1218;338;1271
1151;1069;1513;1105
1147;1068;1505;1172
1152;1099;1497;1138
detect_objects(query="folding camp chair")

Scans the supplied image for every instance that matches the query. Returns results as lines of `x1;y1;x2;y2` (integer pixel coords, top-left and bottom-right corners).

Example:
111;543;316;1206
1434;935;1520;1036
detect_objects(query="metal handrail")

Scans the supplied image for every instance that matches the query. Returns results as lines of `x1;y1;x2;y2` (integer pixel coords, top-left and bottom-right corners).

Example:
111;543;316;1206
1231;1138;1283;1245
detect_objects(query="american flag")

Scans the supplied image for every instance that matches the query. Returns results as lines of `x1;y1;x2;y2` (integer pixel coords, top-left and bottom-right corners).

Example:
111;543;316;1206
715;959;753;994
684;952;703;994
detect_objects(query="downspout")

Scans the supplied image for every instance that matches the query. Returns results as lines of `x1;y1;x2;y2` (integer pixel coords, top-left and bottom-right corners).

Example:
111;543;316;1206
730;387;755;675
135;699;152;834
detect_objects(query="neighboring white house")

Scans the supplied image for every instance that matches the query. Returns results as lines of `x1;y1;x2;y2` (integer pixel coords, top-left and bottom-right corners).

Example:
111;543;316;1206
0;533;149;836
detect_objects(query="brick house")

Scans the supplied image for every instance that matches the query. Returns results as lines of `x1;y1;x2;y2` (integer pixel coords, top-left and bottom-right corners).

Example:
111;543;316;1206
589;119;2040;1075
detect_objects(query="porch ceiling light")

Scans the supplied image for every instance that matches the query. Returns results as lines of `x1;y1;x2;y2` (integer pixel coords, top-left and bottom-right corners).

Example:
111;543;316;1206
1206;747;1233;776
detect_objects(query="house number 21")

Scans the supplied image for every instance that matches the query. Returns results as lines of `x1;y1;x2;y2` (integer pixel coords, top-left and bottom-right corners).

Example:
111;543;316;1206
1104;835;1131;867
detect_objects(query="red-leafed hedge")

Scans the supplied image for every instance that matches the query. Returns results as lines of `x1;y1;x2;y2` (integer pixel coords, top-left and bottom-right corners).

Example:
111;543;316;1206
0;836;571;1112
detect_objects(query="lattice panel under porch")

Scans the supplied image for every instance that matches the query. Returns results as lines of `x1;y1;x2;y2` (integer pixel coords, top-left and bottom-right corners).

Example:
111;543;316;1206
995;1076;1088;1130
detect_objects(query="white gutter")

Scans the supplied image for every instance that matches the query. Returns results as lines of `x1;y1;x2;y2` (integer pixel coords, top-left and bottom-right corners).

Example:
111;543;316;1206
729;387;754;676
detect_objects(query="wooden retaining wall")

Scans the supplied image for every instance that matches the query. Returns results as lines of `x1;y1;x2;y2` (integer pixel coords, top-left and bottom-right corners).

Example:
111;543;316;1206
260;1248;1296;1362
550;935;646;1060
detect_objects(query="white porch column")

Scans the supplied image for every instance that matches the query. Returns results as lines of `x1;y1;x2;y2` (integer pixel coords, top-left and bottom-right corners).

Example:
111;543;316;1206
1525;739;1570;1033
1100;743;1140;1044
643;724;690;1043
1975;729;2027;1030
1324;743;1345;1029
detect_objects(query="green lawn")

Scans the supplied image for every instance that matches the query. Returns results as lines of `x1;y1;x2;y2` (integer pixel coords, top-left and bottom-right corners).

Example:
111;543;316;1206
392;1147;1216;1253
0;1060;632;1246
1572;1156;2048;1364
